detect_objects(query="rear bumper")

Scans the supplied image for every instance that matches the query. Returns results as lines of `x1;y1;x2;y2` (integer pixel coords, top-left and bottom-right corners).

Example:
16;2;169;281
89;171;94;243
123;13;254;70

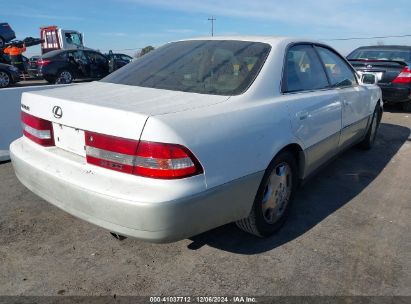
27;68;40;78
379;84;411;104
10;137;261;242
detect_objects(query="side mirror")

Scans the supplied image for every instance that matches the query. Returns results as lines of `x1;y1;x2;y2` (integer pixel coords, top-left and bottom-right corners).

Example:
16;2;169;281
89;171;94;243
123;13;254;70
361;73;378;85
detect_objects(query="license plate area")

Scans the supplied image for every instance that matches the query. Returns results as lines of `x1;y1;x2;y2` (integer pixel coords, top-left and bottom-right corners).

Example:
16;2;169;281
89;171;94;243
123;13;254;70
53;123;86;157
374;72;383;81
363;70;384;81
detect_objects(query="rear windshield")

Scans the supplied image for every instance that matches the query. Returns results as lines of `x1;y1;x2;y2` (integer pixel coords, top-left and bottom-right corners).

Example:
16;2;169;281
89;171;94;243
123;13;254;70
348;48;411;62
101;40;271;95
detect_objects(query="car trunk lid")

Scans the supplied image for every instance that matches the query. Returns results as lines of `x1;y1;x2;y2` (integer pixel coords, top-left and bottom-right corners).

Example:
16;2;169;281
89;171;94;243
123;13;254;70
348;59;409;84
21;81;229;156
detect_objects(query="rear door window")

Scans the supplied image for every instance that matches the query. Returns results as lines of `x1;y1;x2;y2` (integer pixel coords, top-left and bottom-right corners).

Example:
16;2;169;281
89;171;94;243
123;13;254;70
120;55;132;61
316;46;357;87
73;50;88;64
283;44;329;93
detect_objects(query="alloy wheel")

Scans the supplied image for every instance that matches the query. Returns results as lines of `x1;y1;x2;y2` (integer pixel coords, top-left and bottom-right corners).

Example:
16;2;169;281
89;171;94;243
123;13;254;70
0;71;10;88
57;71;72;84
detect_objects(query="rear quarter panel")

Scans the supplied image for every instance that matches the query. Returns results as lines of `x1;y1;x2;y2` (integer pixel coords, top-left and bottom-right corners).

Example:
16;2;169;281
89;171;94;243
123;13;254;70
142;96;302;189
42;60;72;78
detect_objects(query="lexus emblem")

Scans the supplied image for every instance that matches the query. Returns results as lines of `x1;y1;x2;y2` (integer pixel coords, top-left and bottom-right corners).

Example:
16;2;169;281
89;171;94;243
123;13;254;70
52;106;63;119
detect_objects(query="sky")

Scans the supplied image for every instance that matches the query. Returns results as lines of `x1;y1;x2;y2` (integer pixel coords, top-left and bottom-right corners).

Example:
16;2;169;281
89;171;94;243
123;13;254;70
1;0;411;57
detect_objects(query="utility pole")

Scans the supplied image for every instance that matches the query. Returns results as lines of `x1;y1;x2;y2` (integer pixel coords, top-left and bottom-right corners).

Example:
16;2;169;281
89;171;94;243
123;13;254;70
208;16;216;36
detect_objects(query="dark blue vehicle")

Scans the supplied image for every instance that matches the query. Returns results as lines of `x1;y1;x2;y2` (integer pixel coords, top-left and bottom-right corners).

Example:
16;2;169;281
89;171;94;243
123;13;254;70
106;53;133;72
0;62;20;88
37;49;109;84
0;23;16;48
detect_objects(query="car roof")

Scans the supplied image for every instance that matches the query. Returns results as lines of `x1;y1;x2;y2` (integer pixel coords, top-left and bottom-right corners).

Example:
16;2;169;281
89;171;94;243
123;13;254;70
175;35;322;47
42;48;104;58
42;50;65;58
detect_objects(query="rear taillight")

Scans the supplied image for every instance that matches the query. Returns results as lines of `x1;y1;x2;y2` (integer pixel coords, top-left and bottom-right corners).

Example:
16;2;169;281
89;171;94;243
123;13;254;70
392;66;411;84
85;132;138;174
37;59;51;66
21;112;55;146
134;141;202;178
85;131;203;179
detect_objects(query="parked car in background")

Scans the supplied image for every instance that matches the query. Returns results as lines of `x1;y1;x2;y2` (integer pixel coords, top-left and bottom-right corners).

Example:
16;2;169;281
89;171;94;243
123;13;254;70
27;55;40;78
0;53;29;72
11;37;382;242
347;45;411;111
37;49;109;83
0;23;16;48
106;53;133;72
0;62;20;88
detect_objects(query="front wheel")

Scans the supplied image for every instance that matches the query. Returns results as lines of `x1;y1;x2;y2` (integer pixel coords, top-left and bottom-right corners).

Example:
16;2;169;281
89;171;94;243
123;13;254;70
236;151;298;237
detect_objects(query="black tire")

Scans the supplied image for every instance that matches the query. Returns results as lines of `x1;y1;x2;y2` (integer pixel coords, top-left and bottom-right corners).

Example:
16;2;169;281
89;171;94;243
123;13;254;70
44;76;56;84
402;100;411;112
110;232;127;241
55;70;73;84
0;70;11;88
359;106;381;150
236;151;298;237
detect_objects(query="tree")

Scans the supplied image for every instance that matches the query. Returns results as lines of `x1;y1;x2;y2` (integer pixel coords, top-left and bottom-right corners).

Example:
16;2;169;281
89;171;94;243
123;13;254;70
139;45;155;57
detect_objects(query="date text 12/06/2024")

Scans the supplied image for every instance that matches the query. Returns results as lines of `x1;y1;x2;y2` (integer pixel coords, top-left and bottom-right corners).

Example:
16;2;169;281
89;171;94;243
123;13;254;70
149;296;257;303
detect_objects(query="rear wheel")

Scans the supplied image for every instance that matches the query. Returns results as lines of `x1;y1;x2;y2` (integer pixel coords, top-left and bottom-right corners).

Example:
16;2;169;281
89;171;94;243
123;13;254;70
56;70;73;84
402;100;411;112
236;151;297;237
0;71;11;88
359;106;381;150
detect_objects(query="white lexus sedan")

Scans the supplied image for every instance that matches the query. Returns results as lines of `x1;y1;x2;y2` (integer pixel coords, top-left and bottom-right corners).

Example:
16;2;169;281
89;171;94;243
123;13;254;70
10;37;382;242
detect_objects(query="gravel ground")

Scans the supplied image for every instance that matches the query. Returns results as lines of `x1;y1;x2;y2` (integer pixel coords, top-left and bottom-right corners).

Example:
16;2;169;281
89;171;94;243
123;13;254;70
0;109;410;296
